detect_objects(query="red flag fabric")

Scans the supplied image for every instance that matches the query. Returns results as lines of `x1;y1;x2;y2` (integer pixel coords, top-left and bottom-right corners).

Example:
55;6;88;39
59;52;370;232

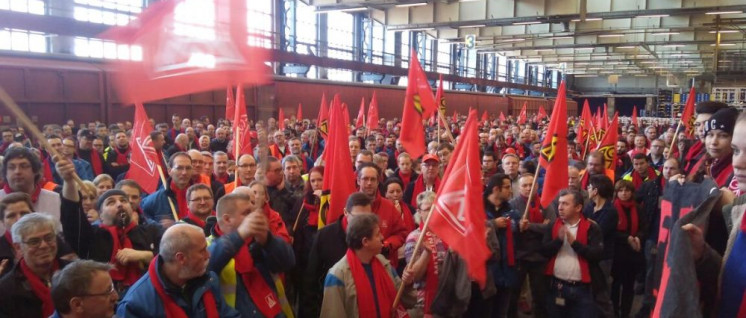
356;97;366;129
233;84;252;157
631;105;638;130
452;111;458;124
429;109;490;287
596;112;619;172
320;95;357;224
225;87;235;123
341;102;351;133
125;103;160;194
538;81;569;208
602;103;609;130
317;93;329;138
517;102;527;125
499;111;506;122
101;0;270;104
297;103;303;122
367;92;380;131
680;86;697;138
577;99;591;144
537;106;548;122
400;50;438;159
481;110;488;123
278;108;285;131
435;75;446;127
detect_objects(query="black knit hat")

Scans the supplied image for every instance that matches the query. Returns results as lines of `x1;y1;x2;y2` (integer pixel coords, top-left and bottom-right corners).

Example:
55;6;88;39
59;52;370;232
703;107;739;136
695;101;728;115
96;189;127;211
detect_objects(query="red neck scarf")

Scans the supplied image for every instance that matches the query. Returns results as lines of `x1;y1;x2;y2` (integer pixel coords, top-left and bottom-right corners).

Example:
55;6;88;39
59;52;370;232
397;171;412;188
213;173;229;185
522;195;544;223
409;175;440;207
148;256;219;318
3;231;11;246
341;215;349;232
660;175;666;192
346;248;404;318
170;181;189;219
102;222;141;286
613;199;639;237
303;200;319;227
3;183;41;203
79;149;103;175
504;218;516;266
186;213;207;228
580;171;591;190
711;155;734;187
420;225;442;314
631;166;657;189
19;258;58;317
114;146;131;166
545;218;592;283
685;140;704;164
42;156;54;184
214;225;281;317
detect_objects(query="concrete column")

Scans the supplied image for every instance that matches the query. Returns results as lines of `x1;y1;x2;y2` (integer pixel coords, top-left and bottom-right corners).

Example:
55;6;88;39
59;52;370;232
606;97;615;119
316;13;328;79
646;97;654;116
47;0;74;54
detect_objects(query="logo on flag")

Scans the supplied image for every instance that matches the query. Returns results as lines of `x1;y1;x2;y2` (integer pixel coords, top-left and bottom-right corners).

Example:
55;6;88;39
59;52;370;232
598;145;616;169
133;135;157;175
541;135;559;162
413;95;424;115
435;188;468;235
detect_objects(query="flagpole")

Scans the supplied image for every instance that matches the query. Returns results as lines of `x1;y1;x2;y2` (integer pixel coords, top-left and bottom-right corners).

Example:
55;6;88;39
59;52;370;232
437;110;455;142
521;167;542;220
291;201;307;233
437;114;441;144
0;86;90;194
581;134;591;160
667;119;684;160
156;164;180;221
392;202;437;310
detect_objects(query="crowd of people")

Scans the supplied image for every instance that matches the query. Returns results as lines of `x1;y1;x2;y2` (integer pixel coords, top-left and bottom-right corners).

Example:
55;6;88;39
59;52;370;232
0;99;743;318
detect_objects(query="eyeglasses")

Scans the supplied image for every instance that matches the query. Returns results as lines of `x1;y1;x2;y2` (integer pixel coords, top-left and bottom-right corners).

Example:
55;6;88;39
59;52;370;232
23;233;56;248
237;164;257;168
189;197;213;203
80;285;117;298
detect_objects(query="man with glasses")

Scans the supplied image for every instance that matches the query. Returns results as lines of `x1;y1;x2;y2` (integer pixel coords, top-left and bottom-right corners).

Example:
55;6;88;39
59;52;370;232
187;150;225;207
54;137;94;184
0;128;13;154
269;130;288;159
76;129;107;176
51;260;118;318
264;156;297;227
180;184;216;236
501;153;521;199
0;213;71;317
403;154;441;207
224;154;257;194
141;152;196;224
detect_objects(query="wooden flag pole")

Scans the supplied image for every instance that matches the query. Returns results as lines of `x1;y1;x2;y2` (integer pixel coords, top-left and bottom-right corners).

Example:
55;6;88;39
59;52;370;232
291;200;307;233
667;119;684;160
581;134;591;160
156;164;180;221
437;110;455;142
521;167;542;220
392;202;437;310
0;86;91;194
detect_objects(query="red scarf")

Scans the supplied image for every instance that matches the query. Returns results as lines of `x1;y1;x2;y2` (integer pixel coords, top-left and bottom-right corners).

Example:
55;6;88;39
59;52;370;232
214;225;281;317
300;154;309;172
19;258;58;317
545;218;592;283
397;171;412;188
420;225;442;315
684;140;704;170
148;256;219;318
613;199;639;237
3;231;11;246
42;156;54;183
79;149;103;175
631;166;657;189
711;156;734;188
170;181;189;219
303;200;319;227
522;195;544;223
114;146;131;166
341;215;349;232
504;219;515;266
102;222;141;286
213;173;229;185
186;213;207;228
3;183;41;203
580;171;591;190
409;175;440;207
346;248;407;318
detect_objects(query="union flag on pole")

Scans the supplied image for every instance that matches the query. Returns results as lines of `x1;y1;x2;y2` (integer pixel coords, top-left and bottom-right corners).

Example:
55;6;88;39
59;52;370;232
317;93;329;138
537;106;548;122
225;87;235;123
400;50;438;159
367;92;380;131
233;84;252;157
297;103;303;122
680;86;697;138
538;81;569;208
596;112;619;172
499;111;506;122
517;102;527;125
435;75;446;127
356;97;366;129
278;107;285;131
631;105;638;130
101;0;270;104
429;109;490;287
126;103;160;194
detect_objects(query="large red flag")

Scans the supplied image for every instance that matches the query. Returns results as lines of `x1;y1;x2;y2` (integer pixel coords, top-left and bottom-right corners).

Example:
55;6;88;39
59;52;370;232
317;93;329;138
499;111;506;122
680;86;697;138
481;110;489;124
297;103;303;122
125;103;160;194
429;109;490;287
278;107;285;131
225;87;235;123
319;95;357;227
517;102;527;124
341;102;351;133
577;99;595;150
537;106;548;122
233;84;252;157
538;81;569;208
101;0;270;104
367;92;380;131
596;112;619;172
356;97;366;129
631;105;638;130
602;103;609;131
400;50;438;159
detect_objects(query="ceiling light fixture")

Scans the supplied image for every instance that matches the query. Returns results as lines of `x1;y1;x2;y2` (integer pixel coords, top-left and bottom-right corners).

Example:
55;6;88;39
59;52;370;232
315;7;367;13
710;43;736;46
639;14;669;18
500;38;526;42
705;11;742;15
599;34;626;37
617;46;636;49
709;30;739;34
571;18;603;22
652;32;680;35
514;21;542;25
458;24;486;28
395;2;428;8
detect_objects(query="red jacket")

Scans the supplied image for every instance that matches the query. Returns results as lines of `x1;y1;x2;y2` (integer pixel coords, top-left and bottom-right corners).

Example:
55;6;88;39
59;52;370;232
371;193;410;264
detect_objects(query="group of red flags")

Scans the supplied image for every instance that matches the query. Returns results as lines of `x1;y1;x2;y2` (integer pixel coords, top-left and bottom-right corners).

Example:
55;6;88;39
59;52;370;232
354;93;381;131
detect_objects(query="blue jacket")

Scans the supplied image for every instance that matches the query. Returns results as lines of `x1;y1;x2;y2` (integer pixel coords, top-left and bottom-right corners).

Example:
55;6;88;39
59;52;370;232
484;198;521;288
116;255;239;318
140;187;179;222
207;230;295;317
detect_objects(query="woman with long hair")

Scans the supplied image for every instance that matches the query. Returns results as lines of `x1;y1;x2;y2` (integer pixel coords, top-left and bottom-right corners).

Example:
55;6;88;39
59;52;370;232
611;180;646;318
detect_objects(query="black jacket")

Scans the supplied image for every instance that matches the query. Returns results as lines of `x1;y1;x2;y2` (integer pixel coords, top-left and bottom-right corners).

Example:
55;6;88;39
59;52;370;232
0;234;74;278
637;175;665;243
180;216;217;237
583;200;618;260
508;196;556;263
301;216;347;318
541;219;606;293
268;185;301;229
0;259;72;318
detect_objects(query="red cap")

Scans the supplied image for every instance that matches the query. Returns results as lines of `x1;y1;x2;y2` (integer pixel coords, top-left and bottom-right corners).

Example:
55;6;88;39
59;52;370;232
423;154;440;163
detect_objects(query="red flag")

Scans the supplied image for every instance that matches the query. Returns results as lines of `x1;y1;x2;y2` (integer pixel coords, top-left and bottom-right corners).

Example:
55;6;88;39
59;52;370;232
356;97;366;129
367;92;380;131
125;103;160;194
538;81;569;208
517;102;527;125
297;103;303;122
317;93;329;138
225;87;235;123
499;111;506;122
400;50;438;159
341;103;351;133
101;0;270;104
537;106;548;122
481;110;488;123
233;84;252;157
320;95;357;225
680;86;697;138
577;99;593;147
435;75;446;127
452;111;458;124
278;108;285;131
602;103;609;130
429;109;490;287
631;105;638;130
595;112;619;172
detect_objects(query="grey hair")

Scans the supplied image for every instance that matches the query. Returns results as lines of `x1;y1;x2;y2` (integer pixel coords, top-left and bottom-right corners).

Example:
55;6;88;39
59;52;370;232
416;191;436;208
159;223;203;263
11;213;57;243
282;155;302;167
51;260;113;314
